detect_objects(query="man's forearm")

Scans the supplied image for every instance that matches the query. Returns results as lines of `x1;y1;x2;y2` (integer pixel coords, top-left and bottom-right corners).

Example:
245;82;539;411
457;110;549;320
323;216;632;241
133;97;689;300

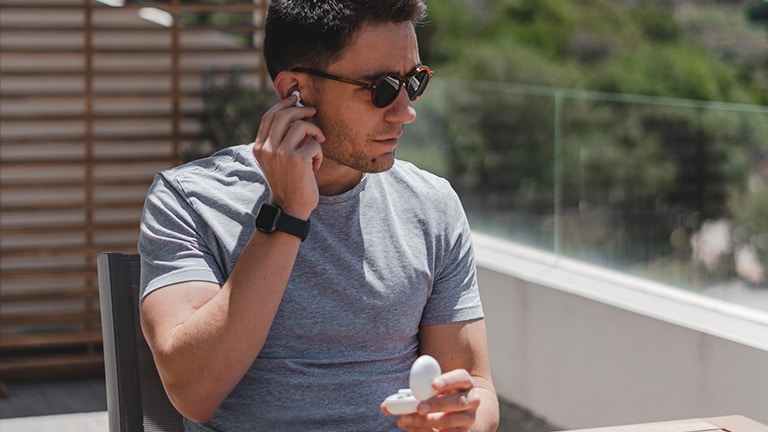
472;379;500;432
142;230;303;422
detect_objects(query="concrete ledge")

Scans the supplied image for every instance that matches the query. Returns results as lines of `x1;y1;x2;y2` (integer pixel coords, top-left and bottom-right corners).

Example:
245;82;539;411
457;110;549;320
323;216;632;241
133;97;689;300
473;233;768;429
0;411;107;432
473;233;768;350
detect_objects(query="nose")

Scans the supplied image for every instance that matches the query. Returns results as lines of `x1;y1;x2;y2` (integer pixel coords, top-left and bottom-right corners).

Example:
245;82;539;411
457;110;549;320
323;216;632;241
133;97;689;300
384;85;417;124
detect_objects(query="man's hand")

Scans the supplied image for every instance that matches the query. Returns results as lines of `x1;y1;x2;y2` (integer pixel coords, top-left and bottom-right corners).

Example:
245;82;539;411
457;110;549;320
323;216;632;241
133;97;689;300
253;93;325;220
381;368;482;431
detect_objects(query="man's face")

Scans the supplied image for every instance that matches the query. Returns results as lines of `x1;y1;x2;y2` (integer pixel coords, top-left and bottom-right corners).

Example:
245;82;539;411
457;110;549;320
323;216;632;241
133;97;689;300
312;21;421;174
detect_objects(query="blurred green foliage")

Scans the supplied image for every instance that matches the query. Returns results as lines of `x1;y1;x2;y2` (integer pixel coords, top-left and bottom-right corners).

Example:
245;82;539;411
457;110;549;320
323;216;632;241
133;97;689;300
418;0;766;104
748;0;768;26
403;0;768;285
184;68;275;161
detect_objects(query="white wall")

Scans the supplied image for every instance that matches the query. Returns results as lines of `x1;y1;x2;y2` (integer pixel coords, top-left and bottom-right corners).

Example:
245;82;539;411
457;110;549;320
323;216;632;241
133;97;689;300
473;233;768;429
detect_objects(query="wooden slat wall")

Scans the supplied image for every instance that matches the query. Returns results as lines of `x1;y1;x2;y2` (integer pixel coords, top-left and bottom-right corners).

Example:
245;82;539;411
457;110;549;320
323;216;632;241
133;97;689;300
0;0;269;381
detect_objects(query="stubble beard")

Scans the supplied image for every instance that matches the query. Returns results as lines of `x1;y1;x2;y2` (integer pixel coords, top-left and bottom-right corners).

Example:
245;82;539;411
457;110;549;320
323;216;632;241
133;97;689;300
318;119;396;174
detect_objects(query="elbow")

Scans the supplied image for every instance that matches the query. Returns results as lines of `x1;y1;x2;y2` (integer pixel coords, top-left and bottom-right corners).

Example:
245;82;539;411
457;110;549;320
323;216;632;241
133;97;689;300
174;403;216;424
162;378;221;424
153;357;223;424
144;333;233;423
147;348;224;422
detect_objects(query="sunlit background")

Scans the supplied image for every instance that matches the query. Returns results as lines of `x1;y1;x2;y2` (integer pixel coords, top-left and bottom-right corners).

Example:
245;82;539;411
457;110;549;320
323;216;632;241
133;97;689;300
1;0;767;430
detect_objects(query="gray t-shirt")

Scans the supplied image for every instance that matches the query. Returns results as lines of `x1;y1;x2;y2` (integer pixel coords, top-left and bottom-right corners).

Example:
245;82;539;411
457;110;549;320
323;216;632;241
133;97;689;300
138;144;484;431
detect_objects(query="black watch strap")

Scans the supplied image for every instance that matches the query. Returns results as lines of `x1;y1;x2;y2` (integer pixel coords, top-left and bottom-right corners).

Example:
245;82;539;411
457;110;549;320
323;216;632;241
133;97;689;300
275;209;310;241
255;203;310;241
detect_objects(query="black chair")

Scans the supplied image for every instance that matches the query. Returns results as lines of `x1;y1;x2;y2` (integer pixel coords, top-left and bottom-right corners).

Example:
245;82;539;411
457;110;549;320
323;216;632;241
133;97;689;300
97;252;184;432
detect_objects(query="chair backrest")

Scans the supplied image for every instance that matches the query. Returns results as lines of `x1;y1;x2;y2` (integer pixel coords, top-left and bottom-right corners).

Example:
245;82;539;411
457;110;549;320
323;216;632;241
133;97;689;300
98;252;184;432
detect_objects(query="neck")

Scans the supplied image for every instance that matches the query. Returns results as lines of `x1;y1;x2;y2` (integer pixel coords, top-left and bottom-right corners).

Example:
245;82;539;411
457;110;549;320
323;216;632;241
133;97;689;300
315;164;365;196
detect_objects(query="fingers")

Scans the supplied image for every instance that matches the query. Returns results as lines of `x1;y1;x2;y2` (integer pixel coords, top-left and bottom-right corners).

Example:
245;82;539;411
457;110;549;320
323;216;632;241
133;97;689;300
397;407;477;431
257;104;324;186
252;97;325;217
255;98;325;157
392;369;480;432
418;387;479;414
430;369;475;395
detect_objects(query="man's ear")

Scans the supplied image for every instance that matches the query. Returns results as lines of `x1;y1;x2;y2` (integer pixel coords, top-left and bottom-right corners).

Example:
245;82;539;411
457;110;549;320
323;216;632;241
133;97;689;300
272;71;303;100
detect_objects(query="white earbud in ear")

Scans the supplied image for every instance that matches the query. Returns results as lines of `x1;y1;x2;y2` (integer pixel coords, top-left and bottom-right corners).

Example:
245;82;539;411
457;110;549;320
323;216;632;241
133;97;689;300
291;90;303;107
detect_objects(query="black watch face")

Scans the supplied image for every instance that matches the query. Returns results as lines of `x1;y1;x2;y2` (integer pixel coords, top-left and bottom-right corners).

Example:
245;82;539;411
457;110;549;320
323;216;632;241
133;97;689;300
255;203;281;232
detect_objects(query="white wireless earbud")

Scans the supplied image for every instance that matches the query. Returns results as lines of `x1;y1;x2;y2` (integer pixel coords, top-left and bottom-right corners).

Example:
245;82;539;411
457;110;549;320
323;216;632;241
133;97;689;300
382;355;442;415
291;90;303;107
408;355;441;400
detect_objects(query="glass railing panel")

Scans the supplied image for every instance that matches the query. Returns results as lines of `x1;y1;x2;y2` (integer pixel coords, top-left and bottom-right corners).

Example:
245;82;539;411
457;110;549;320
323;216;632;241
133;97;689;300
401;78;768;314
402;78;558;253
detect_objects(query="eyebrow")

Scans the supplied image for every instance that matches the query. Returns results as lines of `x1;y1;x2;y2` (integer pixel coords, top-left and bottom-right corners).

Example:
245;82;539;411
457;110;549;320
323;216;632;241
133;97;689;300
360;64;424;82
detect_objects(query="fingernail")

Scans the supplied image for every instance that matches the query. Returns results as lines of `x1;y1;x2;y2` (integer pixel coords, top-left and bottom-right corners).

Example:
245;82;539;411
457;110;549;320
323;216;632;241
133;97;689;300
417;402;430;414
433;378;445;389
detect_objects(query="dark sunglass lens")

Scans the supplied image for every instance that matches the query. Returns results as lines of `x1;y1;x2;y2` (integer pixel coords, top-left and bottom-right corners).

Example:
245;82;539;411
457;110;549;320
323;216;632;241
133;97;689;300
407;70;430;100
373;74;402;107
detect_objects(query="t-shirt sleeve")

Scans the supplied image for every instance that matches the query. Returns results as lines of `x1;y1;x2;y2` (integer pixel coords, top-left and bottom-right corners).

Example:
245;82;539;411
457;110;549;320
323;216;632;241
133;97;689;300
420;183;484;326
138;172;224;300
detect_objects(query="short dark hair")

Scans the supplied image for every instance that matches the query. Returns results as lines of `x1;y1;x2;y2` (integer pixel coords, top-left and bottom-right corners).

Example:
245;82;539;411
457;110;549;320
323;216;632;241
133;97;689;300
263;0;428;80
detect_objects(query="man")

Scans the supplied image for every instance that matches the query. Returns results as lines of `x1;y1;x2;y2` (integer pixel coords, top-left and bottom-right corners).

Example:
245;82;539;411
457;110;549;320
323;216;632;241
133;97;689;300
138;0;499;430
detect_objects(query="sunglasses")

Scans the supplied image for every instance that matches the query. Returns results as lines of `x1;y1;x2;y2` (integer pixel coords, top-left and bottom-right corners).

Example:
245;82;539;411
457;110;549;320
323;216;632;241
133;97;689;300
291;65;434;108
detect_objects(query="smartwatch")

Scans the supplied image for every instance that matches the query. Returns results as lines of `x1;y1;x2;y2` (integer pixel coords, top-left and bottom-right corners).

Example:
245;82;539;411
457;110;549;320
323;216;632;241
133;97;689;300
254;202;310;241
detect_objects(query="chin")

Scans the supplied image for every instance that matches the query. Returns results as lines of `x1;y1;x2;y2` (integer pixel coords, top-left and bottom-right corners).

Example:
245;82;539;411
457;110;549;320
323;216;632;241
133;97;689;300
366;155;396;173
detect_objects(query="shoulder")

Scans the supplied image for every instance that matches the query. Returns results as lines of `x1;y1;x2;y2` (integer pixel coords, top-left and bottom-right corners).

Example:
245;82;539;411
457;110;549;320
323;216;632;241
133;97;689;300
159;144;259;186
375;160;467;227
145;143;267;218
151;144;266;204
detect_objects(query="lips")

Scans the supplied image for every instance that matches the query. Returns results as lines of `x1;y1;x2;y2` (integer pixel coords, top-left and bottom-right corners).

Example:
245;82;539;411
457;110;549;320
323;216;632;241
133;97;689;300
374;137;399;146
374;130;402;146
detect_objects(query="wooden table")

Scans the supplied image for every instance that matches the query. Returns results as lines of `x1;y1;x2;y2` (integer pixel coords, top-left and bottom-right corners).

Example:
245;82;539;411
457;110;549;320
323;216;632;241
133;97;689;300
561;415;768;432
